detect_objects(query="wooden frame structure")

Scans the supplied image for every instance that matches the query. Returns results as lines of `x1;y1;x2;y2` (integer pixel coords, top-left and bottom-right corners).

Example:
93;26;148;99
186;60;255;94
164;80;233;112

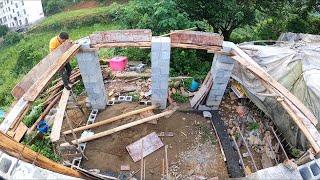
0;29;319;177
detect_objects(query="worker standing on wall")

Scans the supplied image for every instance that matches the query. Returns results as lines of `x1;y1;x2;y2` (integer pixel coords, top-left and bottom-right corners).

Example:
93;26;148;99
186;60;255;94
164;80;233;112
49;32;72;90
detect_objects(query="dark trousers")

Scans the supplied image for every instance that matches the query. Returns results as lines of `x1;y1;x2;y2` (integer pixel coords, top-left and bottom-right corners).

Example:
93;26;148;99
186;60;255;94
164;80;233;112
59;62;72;88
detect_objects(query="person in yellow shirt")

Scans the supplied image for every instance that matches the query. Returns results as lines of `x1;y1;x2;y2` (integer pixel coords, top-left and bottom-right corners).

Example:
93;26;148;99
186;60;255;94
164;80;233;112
49;32;72;90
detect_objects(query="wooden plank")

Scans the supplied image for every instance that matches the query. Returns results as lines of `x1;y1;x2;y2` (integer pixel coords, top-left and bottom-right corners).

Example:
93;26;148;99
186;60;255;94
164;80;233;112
126;132;164;162
13;122;28;142
63;105;158;135
231;45;318;126
170;31;223;46
0;132;83;178
50;88;70;142
0;98;29;133
89;29;152;45
11;41;73;99
171;43;221;51
60;109;175;146
23;44;80;102
190;72;212;107
27;93;62;134
93;42;151;48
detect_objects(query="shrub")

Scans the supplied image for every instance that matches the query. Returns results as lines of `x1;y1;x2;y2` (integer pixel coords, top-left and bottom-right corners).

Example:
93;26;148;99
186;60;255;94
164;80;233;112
0;25;9;37
3;32;23;45
23;103;44;127
171;92;188;103
13;43;43;76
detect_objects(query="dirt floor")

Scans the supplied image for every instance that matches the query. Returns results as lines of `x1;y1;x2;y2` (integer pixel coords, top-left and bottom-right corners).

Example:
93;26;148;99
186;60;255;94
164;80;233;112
63;102;229;179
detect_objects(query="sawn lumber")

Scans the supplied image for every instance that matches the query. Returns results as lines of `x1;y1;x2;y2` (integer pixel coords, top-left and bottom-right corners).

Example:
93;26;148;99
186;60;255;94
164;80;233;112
60;109;175;146
63;105;158;135
23;43;80;102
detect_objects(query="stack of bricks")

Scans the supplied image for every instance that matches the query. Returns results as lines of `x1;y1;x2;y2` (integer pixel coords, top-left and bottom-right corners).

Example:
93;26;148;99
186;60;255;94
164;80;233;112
151;37;171;109
76;37;107;110
206;42;235;109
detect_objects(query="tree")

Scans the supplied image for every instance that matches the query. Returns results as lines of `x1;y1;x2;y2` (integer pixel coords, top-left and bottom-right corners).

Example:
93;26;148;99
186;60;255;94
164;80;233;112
175;0;288;40
0;25;9;37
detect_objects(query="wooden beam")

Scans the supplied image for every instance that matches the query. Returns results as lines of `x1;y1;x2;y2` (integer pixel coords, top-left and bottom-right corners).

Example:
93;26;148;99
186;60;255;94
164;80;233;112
61;109;175;146
0;98;29;133
50;88;70;142
171;43;221;51
89;29;152;45
23;44;80;102
170;30;223;46
27;93;62;135
63;105;158;135
0;132;83;178
11;41;73;99
231;46;318;126
93;42;151;49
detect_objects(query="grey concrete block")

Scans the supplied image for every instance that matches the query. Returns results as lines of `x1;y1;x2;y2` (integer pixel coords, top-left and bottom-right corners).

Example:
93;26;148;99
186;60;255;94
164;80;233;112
125;96;133;102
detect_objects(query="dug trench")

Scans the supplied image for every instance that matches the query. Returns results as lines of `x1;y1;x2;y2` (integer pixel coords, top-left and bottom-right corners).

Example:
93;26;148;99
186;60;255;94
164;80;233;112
61;102;229;179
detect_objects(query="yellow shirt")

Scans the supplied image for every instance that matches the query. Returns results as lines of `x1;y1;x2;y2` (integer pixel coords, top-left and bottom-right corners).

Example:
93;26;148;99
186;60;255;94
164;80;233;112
49;36;62;52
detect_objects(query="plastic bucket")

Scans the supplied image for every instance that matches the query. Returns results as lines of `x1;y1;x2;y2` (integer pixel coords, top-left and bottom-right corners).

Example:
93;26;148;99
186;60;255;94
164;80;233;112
189;79;200;92
109;56;128;71
37;120;49;134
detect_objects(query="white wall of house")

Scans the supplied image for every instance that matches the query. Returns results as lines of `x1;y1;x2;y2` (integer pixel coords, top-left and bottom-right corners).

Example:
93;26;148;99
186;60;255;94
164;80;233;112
0;0;44;29
24;0;44;24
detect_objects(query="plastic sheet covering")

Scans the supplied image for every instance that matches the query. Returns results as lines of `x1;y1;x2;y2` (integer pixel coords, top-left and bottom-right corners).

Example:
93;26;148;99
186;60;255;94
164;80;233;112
232;33;320;149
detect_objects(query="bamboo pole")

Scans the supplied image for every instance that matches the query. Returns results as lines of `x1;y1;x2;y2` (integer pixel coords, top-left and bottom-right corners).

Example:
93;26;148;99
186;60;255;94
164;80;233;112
63;105;158;135
231;136;246;175
165;145;169;178
61;110;175;146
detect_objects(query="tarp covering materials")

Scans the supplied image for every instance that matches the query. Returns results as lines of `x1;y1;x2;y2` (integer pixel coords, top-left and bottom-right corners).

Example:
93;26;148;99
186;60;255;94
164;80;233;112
233;33;320;149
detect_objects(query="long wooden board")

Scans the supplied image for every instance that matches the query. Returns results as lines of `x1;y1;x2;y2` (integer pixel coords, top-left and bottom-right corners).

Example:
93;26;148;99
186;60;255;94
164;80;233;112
11;41;73;99
23;44;80;102
0;132;82;178
89;29;152;45
60;110;175;146
170;31;223;46
0;98;29;133
50;88;70;142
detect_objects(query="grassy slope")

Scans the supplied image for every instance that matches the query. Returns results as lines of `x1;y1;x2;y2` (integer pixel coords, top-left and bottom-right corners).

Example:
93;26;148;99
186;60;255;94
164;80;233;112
0;6;119;109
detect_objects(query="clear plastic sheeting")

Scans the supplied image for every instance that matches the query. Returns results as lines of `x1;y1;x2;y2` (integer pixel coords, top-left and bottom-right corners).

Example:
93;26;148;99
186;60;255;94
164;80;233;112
232;33;320;149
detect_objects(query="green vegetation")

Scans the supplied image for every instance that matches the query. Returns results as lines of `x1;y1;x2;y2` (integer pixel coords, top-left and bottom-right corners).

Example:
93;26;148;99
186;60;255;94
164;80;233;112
196;123;216;145
23;103;44;128
0;25;9;37
291;148;301;158
3;32;23;45
248;122;260;131
171;92;188;103
128;92;140;102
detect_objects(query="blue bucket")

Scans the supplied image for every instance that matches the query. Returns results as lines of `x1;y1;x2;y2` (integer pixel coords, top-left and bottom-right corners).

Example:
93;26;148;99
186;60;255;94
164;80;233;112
37;120;49;134
189;79;200;92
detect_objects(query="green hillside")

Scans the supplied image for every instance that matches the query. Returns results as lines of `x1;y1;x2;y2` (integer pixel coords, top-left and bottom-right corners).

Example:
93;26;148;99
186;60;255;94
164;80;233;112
0;6;119;110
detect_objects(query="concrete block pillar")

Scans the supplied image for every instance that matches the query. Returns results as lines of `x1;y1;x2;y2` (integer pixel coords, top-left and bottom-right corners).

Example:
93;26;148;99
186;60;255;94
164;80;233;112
76;37;107;109
206;42;235;109
151;37;171;109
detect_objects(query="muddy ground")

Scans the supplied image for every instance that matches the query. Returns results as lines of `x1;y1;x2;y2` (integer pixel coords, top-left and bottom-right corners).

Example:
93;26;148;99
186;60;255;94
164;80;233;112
63;102;229;179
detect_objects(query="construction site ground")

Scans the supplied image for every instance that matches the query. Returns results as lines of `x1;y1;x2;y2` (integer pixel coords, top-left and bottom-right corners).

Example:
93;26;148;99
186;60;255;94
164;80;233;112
62;101;229;179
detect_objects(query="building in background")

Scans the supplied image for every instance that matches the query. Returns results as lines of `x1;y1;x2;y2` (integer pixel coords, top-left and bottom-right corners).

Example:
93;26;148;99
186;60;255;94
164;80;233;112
0;0;44;29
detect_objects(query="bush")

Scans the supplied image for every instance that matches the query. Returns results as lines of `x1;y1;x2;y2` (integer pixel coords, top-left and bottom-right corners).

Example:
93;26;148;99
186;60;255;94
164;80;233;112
111;0;196;35
171;92;188;103
23;103;44;127
0;25;9;37
3;32;23;45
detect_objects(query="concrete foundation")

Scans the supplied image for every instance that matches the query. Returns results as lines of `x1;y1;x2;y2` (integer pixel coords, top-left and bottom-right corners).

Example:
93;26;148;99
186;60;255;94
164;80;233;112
151;37;171;109
206;42;235;109
76;37;107;110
